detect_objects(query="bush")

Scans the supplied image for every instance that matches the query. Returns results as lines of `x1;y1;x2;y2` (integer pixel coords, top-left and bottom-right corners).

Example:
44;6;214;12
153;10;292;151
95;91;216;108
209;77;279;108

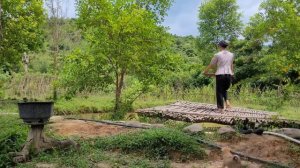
95;128;206;160
0;116;28;167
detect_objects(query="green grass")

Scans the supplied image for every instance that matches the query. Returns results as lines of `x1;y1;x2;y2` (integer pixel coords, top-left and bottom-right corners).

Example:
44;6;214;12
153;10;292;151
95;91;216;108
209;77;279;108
95;128;206;160
13;128;206;168
17;140;171;168
0;101;18;114
133;96;176;110
54;94;114;115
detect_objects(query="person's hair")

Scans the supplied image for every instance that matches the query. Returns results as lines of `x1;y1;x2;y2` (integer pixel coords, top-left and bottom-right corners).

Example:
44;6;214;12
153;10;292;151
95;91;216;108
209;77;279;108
218;40;228;48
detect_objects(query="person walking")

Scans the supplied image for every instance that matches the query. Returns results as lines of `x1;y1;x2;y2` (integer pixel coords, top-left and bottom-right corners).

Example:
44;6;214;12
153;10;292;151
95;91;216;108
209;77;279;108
203;41;234;113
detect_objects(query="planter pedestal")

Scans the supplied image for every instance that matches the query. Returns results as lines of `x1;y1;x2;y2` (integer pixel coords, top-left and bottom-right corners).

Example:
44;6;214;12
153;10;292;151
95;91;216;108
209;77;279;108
12;102;79;163
13;125;78;163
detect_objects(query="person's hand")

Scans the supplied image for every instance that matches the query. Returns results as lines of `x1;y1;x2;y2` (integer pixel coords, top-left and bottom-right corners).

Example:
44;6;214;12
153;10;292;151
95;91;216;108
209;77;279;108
203;72;215;77
230;75;235;82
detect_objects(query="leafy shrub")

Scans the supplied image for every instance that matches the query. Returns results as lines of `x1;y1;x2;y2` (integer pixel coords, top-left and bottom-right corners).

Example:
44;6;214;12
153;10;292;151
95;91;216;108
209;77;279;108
95;128;206;160
29;53;52;73
0;116;27;167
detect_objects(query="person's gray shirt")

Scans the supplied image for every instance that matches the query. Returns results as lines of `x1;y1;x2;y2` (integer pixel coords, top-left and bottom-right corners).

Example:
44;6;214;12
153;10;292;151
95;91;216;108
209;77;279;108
210;50;234;75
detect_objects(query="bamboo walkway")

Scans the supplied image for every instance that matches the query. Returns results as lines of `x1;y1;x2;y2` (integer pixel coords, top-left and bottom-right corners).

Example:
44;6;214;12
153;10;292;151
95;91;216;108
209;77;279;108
137;101;285;125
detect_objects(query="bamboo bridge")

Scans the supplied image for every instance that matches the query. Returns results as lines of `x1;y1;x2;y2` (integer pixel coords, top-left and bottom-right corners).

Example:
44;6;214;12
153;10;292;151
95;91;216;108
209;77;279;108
137;101;300;128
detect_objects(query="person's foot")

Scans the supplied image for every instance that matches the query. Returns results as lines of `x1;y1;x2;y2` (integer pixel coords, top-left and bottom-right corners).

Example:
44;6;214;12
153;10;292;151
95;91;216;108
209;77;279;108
225;100;232;109
217;108;224;113
225;105;232;110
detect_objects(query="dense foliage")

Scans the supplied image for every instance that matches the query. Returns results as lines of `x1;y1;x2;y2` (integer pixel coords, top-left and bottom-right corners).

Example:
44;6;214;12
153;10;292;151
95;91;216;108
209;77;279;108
231;0;300;89
169;36;211;90
243;0;300;84
60;0;174;113
0;0;45;72
197;0;242;64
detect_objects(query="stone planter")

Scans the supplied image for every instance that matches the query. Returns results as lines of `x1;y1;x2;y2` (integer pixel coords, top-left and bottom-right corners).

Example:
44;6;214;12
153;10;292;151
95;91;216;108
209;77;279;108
18;102;53;125
13;101;78;163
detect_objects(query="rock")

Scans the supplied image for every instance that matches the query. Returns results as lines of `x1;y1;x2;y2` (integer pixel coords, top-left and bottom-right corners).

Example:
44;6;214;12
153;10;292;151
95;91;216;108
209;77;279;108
204;149;211;156
183;124;203;134
125;121;143;127
96;163;111;168
151;124;165;128
49;116;64;123
141;123;152;127
218;126;236;135
115;121;125;123
274;128;300;139
36;163;57;168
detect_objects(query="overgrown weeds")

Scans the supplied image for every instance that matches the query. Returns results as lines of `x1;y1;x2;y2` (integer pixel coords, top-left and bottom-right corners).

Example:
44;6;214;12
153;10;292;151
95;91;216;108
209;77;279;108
95;128;206;161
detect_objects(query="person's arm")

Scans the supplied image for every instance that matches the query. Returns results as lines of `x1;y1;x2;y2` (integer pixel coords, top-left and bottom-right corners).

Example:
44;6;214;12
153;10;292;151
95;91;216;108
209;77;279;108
203;55;217;77
203;64;214;76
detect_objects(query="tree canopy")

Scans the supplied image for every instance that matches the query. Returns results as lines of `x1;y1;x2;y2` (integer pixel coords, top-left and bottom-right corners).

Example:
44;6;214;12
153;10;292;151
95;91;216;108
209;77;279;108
232;0;300;88
197;0;242;45
61;0;174;112
0;0;45;72
245;0;300;78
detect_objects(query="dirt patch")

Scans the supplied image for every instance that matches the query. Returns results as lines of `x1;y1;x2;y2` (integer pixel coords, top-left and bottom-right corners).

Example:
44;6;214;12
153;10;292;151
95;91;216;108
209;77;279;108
171;133;300;168
49;119;137;138
218;134;300;167
171;149;261;168
47;118;299;167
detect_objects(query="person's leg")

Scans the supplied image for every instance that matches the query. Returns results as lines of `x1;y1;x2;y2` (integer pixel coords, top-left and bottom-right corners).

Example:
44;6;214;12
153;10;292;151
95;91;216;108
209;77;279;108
223;75;232;109
224;91;231;109
224;89;228;101
216;75;224;111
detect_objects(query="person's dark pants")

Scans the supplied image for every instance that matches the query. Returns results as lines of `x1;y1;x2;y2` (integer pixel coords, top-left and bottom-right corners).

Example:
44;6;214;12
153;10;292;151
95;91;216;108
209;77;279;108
216;74;232;109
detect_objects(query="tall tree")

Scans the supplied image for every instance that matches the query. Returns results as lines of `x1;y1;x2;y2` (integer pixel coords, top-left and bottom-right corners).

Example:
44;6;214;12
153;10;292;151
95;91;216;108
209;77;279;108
46;0;64;100
61;0;173;112
0;0;45;72
245;0;300;81
197;0;242;64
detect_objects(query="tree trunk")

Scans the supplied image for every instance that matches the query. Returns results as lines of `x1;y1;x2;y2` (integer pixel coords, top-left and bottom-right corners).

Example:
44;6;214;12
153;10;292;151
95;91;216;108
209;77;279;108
12;125;79;163
47;0;61;100
114;69;126;112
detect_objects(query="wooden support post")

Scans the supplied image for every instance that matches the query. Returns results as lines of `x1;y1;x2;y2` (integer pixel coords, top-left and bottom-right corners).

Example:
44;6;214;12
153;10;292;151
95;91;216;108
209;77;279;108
12;125;79;163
